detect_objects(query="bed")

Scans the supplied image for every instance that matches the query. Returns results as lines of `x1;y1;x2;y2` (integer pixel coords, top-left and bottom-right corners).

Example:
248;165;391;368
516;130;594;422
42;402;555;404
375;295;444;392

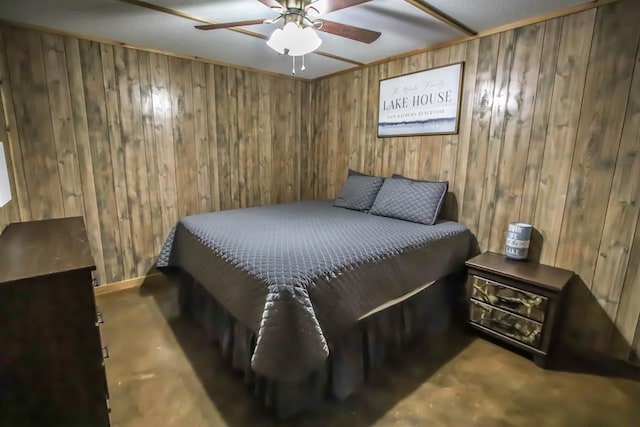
157;199;471;416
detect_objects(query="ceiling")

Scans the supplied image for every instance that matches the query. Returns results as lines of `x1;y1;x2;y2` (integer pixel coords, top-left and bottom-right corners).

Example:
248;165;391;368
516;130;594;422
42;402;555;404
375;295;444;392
0;0;593;80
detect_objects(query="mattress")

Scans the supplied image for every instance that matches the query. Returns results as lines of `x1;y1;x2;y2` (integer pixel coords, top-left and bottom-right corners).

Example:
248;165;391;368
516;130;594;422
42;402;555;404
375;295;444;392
157;200;471;382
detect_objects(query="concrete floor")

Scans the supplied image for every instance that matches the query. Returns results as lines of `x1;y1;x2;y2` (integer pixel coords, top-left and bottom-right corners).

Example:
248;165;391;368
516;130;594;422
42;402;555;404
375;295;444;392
97;280;640;427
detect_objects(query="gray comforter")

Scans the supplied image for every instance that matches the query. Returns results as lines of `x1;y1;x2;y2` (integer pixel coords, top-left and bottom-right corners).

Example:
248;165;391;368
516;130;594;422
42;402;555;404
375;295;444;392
157;200;471;382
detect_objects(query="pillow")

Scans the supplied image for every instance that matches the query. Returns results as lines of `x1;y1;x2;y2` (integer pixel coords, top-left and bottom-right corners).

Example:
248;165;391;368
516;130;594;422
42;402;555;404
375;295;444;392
333;174;385;212
369;176;448;225
349;168;371;177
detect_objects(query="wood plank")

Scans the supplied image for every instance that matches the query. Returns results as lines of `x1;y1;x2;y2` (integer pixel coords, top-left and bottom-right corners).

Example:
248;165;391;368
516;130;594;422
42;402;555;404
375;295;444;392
94;272;161;296
439;43;466;188
205;64;221;211
518;18;563;223
613;215;640;360
3;26;65;220
64;37;106;285
346;70;362;173
0;82;20;232
227;69;240;208
428;47;451;181
41;33;84;218
0;29;29;221
459;33;500;238
190;60;211;213
476;30;515;251
148;53;178;237
214;66;232;210
532;9;596;265
113;46;154;277
373;63;388;177
137;51;163;255
167;57;198;218
100;44;136;279
586;0;640;351
284;79;298;202
556;1;640;288
248;71;261;206
78;40;123;283
452;39;479;221
236;70;249;208
487;24;545;253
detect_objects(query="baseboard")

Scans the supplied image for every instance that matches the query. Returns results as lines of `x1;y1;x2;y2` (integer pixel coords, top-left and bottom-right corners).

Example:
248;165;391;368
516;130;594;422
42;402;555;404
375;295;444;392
94;273;161;296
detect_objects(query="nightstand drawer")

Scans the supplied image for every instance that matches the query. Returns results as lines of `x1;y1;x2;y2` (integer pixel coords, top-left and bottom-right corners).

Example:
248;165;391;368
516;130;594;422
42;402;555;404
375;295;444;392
470;275;548;322
470;299;543;349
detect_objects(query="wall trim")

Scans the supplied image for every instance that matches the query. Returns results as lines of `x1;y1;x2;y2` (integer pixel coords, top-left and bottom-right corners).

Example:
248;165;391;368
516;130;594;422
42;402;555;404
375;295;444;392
94;272;162;296
0;0;621;84
311;0;622;82
0;19;309;82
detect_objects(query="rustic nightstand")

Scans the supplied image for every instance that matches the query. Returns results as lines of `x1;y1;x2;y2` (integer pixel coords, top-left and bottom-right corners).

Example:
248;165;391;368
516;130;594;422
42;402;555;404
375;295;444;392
465;252;574;367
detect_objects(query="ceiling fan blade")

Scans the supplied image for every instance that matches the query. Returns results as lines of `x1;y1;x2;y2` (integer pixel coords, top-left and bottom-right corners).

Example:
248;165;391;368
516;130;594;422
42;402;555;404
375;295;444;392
257;0;285;10
195;19;267;30
307;0;372;14
314;19;381;44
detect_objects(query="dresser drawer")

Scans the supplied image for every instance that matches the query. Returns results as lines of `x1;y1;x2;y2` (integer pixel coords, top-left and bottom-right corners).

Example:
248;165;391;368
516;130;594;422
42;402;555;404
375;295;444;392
470;299;543;349
470;275;548;322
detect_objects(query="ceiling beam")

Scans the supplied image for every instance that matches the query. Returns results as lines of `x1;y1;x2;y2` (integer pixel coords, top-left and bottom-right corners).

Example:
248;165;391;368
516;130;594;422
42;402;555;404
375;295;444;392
115;0;363;66
404;0;476;36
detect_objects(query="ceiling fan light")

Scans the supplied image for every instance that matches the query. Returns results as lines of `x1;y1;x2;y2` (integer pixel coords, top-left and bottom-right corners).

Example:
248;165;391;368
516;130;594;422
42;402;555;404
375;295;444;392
266;22;322;57
266;26;287;54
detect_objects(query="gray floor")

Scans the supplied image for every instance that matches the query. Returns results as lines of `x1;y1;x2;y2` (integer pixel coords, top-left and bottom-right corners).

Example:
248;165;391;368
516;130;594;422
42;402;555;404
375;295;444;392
97;280;640;427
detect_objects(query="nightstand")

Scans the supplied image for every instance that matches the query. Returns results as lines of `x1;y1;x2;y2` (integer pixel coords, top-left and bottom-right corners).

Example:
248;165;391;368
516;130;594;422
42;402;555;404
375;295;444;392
465;252;574;367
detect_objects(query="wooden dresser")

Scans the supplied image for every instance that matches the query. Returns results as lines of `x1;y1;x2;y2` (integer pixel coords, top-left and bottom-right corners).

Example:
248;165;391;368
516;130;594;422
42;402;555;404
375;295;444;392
0;218;110;427
465;252;574;367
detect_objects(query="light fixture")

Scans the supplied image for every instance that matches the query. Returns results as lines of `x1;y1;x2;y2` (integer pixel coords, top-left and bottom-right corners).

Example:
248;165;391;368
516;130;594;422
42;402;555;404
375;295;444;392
267;22;322;57
0;142;12;208
267;20;322;74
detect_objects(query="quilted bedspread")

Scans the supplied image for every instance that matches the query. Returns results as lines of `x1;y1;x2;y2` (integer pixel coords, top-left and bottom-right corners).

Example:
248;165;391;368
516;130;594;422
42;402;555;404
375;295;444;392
157;200;471;382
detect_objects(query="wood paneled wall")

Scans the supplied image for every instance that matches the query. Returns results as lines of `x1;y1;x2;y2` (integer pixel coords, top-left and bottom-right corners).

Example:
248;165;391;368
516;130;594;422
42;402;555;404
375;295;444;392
0;25;307;286
0;1;639;364
305;0;640;362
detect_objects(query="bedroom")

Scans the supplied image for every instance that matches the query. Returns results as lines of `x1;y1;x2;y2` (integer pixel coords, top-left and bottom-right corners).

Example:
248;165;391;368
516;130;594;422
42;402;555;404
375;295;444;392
0;0;639;425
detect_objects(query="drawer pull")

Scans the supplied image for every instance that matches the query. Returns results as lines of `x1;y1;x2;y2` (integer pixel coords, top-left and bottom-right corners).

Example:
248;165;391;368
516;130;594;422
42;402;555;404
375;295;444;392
102;346;110;360
96;311;104;325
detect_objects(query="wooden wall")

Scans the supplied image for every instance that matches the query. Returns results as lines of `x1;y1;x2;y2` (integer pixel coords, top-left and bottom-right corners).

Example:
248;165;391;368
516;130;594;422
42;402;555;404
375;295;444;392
0;24;307;286
305;0;640;363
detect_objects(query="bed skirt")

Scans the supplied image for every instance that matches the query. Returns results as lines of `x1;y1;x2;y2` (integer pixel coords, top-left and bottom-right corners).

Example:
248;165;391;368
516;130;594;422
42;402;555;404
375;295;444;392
177;272;462;418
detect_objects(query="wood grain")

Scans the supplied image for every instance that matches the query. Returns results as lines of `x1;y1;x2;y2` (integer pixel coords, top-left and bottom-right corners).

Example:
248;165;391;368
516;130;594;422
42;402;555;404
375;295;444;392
532;10;596;265
0;23;306;286
114;46;154;277
487;24;544;252
306;1;640;365
64;37;107;284
0;29;29;223
4;27;65;219
2;1;640;366
518;18;562;223
79;40;124;283
556;0;640;292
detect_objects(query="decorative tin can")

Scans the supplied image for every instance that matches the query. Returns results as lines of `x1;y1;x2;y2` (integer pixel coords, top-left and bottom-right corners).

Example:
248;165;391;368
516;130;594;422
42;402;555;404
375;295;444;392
505;222;532;260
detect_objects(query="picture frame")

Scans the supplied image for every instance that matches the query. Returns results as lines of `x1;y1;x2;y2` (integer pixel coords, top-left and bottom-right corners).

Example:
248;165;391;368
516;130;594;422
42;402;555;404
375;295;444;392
377;62;464;137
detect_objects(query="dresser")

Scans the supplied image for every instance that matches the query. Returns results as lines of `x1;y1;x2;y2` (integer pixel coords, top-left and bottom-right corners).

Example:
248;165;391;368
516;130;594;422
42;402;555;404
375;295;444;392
0;218;110;427
465;252;574;367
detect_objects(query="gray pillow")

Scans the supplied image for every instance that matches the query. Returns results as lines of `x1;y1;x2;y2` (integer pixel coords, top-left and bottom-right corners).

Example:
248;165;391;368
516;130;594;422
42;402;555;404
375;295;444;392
369;176;448;225
334;175;385;212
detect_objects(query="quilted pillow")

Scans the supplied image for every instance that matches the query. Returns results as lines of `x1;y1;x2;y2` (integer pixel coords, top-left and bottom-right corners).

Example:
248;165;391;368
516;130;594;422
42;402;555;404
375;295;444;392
333;174;385;212
370;176;448;225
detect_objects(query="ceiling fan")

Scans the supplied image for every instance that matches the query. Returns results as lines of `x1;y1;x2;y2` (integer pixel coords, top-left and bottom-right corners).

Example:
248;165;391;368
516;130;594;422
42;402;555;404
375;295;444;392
195;0;381;60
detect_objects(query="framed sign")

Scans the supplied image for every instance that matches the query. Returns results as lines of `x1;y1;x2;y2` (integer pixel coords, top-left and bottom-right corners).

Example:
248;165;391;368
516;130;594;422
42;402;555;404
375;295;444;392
378;62;464;137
